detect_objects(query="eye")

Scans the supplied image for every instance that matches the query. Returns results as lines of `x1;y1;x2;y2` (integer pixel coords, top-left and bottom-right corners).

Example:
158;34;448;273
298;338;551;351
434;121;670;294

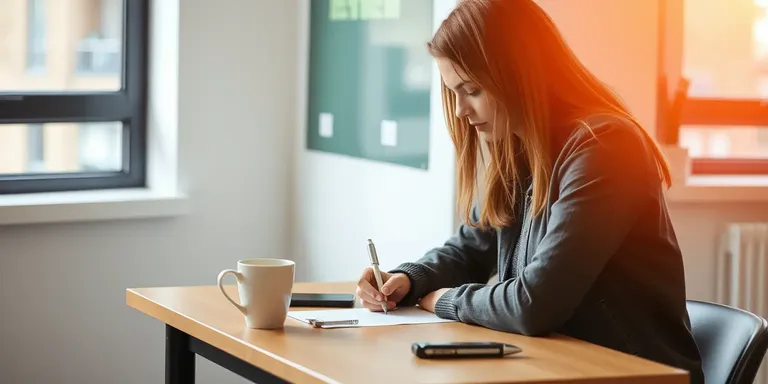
466;89;481;97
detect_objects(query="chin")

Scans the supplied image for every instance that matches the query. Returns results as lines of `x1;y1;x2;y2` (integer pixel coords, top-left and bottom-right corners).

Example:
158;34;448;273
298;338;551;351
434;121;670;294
477;130;500;142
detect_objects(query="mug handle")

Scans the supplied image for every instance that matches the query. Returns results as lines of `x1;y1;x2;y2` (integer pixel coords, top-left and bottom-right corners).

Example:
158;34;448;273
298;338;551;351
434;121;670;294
217;269;246;315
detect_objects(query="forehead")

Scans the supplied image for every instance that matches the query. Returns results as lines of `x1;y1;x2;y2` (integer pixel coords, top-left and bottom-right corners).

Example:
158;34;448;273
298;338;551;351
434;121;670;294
436;57;472;89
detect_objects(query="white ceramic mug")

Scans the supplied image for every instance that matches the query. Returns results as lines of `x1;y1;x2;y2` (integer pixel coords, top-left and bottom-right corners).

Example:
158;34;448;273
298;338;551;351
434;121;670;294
217;258;295;329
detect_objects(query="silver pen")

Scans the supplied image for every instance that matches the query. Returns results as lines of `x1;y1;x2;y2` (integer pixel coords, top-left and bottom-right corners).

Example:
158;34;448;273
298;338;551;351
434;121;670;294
367;239;388;314
308;319;359;328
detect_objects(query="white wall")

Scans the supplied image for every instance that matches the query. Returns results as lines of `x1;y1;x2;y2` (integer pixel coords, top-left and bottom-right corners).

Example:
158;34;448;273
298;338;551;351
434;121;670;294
0;0;766;383
538;0;660;133
291;0;460;281
0;0;297;383
669;203;768;300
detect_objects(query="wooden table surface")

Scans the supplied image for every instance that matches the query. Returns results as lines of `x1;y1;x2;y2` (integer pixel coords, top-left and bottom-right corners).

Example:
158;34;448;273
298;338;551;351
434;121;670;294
126;282;689;384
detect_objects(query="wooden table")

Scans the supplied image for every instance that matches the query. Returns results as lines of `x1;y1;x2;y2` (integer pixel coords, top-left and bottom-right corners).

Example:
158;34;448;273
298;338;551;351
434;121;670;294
126;282;689;384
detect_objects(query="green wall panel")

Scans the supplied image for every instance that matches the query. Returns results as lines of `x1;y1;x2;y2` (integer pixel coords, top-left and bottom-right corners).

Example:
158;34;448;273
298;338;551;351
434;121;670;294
307;0;433;170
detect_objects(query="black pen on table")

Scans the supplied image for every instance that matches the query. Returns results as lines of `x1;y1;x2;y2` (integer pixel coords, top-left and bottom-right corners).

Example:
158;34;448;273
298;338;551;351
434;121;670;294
367;239;388;314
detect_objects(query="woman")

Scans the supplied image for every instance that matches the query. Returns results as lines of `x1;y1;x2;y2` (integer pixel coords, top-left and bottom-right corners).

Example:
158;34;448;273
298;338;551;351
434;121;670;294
355;0;704;381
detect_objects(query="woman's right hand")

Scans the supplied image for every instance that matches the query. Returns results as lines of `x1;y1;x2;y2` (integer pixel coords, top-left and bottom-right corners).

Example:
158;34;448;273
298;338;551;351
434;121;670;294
355;267;411;311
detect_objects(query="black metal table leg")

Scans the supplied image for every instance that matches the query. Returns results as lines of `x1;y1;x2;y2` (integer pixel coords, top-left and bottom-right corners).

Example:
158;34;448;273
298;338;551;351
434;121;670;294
166;325;195;384
163;323;289;383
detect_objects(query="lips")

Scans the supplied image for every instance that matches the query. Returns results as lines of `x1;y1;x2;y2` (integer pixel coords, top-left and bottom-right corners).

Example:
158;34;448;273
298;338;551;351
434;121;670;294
471;122;490;131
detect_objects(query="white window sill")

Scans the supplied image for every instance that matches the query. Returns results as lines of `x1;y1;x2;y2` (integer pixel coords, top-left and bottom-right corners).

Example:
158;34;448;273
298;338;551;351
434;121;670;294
665;175;768;203
0;188;190;226
660;145;768;203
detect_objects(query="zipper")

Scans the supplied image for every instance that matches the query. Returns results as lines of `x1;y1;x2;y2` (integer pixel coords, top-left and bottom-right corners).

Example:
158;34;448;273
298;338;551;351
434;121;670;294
517;190;533;275
522;191;534;267
497;228;504;280
502;187;533;281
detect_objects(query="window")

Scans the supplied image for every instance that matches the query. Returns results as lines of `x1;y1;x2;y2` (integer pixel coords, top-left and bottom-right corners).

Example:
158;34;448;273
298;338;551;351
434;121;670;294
0;0;148;194
660;0;768;175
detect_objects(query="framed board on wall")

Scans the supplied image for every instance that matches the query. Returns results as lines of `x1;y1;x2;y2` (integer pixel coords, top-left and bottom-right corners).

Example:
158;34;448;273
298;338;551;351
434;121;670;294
306;0;433;170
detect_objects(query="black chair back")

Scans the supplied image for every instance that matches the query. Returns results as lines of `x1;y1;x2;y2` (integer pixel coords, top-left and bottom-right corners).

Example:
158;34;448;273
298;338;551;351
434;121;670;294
687;300;768;384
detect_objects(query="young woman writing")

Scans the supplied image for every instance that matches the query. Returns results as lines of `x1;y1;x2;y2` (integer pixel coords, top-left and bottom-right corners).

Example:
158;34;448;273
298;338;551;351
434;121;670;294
355;0;704;381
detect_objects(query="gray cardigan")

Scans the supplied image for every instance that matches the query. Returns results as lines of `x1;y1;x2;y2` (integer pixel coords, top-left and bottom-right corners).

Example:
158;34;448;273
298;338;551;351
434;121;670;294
390;116;704;384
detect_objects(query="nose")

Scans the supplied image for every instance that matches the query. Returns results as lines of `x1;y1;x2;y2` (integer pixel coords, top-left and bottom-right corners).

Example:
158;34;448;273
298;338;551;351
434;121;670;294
455;96;471;120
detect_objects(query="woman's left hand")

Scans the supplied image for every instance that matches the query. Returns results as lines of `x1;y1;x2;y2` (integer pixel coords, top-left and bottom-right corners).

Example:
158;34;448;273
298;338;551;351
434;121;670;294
418;288;451;313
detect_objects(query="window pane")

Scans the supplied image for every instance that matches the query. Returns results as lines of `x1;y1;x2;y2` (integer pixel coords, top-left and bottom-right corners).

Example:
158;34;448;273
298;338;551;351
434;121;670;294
679;125;768;158
0;0;123;92
683;0;768;98
0;122;123;175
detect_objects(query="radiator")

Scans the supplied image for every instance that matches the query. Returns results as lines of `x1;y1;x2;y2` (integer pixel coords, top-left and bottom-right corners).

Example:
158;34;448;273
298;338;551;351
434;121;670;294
716;222;768;384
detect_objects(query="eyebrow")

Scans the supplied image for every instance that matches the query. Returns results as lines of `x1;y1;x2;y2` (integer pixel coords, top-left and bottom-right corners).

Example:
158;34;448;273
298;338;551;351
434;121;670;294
446;81;472;91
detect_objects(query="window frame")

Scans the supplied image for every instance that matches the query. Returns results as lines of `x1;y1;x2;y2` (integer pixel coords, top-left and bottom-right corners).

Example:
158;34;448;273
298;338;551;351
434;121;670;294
0;0;148;194
658;0;768;176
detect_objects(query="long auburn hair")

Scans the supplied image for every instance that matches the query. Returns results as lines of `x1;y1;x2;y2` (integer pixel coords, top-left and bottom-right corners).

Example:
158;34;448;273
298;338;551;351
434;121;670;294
428;0;671;229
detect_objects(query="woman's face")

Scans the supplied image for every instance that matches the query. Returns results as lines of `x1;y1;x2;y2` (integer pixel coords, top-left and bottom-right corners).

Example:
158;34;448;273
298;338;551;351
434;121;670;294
436;57;508;141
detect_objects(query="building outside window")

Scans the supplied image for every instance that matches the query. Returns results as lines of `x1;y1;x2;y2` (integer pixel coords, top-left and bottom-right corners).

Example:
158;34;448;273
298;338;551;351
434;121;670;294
0;0;147;193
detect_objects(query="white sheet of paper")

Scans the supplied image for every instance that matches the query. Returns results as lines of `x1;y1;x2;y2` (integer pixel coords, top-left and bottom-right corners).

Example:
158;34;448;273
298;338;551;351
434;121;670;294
288;307;455;328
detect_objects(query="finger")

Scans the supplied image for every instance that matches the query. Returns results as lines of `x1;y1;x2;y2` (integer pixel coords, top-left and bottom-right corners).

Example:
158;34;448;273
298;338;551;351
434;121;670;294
381;274;407;296
361;298;397;311
361;298;385;311
356;287;381;305
357;272;384;301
